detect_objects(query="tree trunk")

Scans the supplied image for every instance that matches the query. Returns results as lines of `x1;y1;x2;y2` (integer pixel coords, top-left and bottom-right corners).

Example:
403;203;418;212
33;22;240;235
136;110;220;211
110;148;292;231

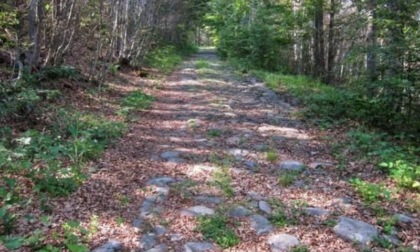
313;0;325;79
325;0;336;84
366;0;377;83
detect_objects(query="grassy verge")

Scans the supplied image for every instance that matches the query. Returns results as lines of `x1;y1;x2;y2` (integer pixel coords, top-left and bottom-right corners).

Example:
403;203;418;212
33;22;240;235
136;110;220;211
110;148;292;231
225;58;420;197
0;56;163;250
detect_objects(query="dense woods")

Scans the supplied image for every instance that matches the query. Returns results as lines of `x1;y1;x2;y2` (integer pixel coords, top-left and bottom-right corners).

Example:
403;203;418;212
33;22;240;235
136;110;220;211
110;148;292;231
205;0;420;133
1;0;420;251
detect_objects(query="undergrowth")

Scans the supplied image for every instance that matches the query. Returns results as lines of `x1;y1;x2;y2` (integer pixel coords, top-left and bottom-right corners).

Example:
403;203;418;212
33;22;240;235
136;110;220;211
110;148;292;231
226;59;420;195
196;214;240;248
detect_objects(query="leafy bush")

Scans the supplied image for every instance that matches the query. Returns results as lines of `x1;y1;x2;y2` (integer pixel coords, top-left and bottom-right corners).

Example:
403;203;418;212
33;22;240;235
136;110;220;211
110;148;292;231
145;46;183;73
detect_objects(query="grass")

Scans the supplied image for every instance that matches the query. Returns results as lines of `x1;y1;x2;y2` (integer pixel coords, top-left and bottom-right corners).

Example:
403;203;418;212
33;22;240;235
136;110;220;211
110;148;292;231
349;178;391;204
196;59;210;69
196;214;240;248
212;166;234;197
278;170;300;187
146;44;197;73
265;149;278;162
207;129;223;137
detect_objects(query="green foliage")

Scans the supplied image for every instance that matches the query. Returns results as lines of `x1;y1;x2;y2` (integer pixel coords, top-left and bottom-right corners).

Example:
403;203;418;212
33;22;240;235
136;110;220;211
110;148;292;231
268;209;289;227
212;167;234;197
349;178;391;203
145;44;196;73
291;246;310;252
196;215;240;248
122;91;155;110
1;110;125;198
265;149;278;162
278;170;299;187
196;60;210;69
207;129;222;137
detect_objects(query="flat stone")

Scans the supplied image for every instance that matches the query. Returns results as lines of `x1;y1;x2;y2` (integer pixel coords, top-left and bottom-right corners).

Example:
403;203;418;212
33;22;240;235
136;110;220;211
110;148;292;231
268;234;300;252
184;242;215;252
228;206;251;217
228;148;249;159
193;196;223;204
167;158;186;164
170;233;184;241
147;177;176;186
161;151;180;160
139;233;157;250
333;217;378;245
250;214;273;235
247;191;264;201
279;160;304;172
259;201;272;215
153;226;167;236
383;234;401;245
393;214;415;224
227;136;241;145
145;244;168;252
92;240;122;252
140;200;154;217
155;186;170;196
244;160;258;169
224;112;237;118
132;218;146;231
303;207;329;217
180;206;215;217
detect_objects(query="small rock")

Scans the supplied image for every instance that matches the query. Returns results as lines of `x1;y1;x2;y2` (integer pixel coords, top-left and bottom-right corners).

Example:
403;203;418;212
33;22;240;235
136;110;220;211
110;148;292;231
193;196;223;204
160;151;180;160
184;242;215;252
92;240;122;252
180;206;215;217
227;136;241;145
147;177;176;186
145;244;168;252
140;200;154;217
229;206;251;217
279;160;304;172
132;218;146;231
228;148;249;159
153;226;167;236
303;207;329;217
259;201;272;215
224;112;237;118
250;214;273;235
268;234;300;252
253;144;267;151
244;160;258;169
333;217;378;244
155;186;170;196
393;214;415;224
139;234;157;250
383;234;401;245
247;191;264;201
170;233;184;241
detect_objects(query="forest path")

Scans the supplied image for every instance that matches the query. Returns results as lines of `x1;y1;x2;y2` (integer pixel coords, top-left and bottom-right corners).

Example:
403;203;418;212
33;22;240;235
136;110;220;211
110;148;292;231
90;51;381;251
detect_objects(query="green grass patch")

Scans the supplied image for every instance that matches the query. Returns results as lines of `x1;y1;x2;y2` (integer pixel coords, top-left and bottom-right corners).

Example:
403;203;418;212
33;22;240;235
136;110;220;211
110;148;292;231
196;215;240;248
212;166;234;197
265;149;278;162
349;178;391;204
146;44;197;73
196;59;211;69
278;170;299;187
207;129;223;138
122;91;155;110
